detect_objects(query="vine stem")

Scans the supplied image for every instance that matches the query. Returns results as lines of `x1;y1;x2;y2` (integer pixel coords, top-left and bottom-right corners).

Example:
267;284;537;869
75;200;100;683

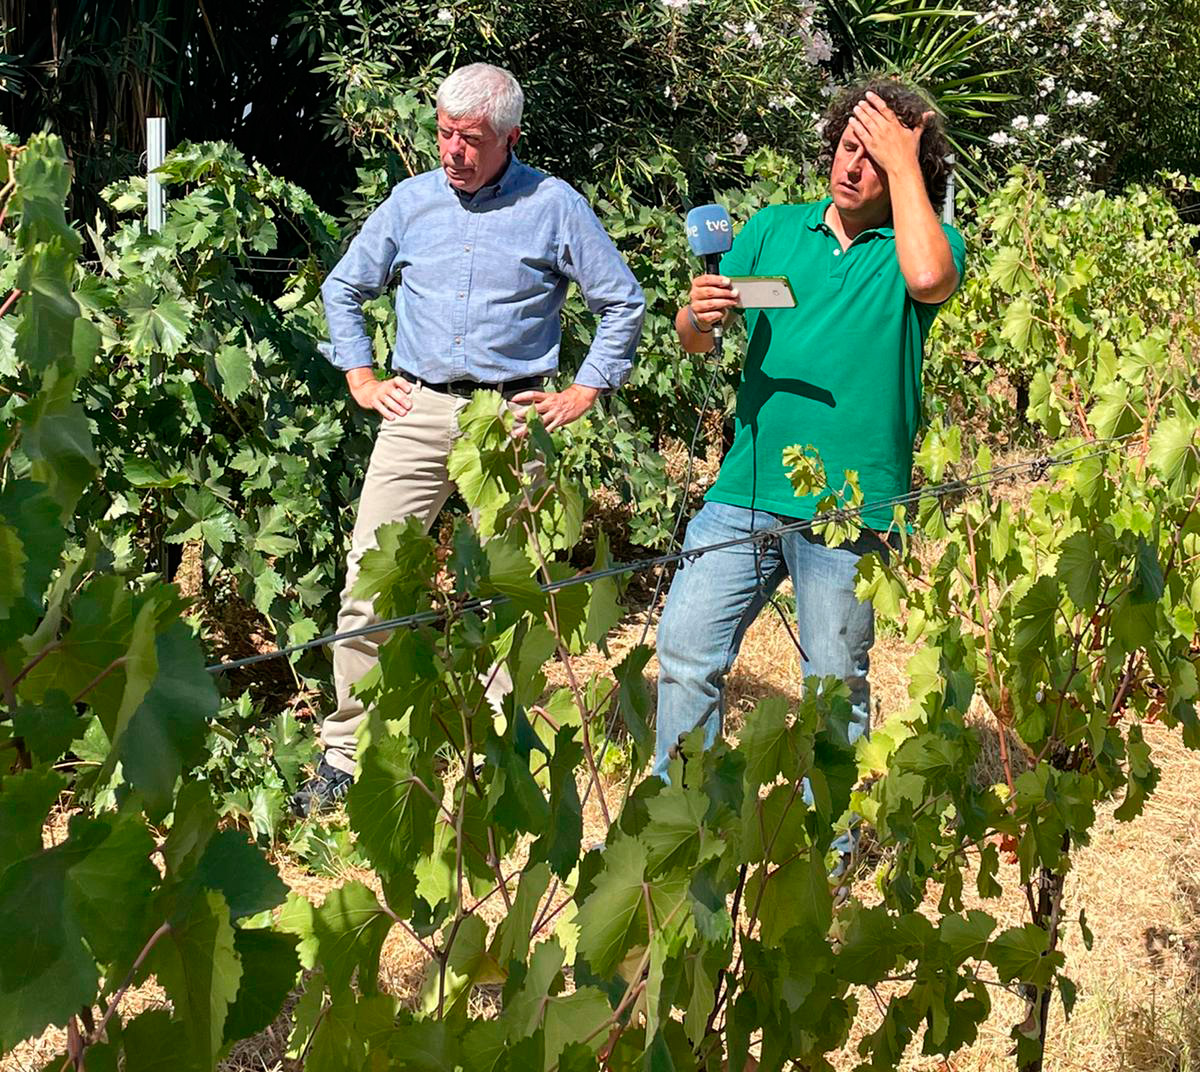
513;449;610;827
487;828;512;911
0;287;22;317
71;656;127;705
89;921;172;1044
0;658;32;768
703;775;805;1053
552;889;688;1071
963;515;1019;801
379;903;435;958
12;639;63;687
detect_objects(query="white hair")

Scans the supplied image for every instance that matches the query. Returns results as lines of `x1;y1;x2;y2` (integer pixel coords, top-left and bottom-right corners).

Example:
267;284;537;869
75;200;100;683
436;63;524;136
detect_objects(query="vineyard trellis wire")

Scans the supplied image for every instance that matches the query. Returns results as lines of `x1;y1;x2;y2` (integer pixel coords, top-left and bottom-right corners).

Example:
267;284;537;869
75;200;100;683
203;430;1140;675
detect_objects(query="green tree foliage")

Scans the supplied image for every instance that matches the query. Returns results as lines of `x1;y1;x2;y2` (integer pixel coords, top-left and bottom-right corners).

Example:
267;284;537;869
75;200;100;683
0;0;354;218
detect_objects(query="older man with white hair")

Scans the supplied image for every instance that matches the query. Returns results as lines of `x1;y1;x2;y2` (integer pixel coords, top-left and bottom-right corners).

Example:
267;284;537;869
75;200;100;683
292;62;645;815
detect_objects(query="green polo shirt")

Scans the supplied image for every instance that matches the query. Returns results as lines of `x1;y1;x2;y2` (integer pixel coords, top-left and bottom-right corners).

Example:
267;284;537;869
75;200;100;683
705;199;966;529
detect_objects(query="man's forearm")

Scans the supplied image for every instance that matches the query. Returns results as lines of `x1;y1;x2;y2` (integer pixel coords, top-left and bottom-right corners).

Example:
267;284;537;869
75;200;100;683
888;164;957;304
346;367;376;392
674;305;716;354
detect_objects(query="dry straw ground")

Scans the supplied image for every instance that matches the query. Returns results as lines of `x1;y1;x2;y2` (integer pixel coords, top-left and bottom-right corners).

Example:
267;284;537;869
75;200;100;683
5;590;1200;1072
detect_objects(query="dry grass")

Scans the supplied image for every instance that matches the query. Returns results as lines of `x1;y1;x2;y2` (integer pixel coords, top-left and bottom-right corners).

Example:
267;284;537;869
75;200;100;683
6;588;1200;1072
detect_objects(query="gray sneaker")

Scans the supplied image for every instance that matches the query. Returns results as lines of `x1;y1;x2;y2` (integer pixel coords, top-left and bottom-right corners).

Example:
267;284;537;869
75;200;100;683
289;756;353;817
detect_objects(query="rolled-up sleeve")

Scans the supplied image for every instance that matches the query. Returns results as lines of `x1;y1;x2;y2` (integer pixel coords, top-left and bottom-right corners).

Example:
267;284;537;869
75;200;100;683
320;188;404;372
556;197;645;390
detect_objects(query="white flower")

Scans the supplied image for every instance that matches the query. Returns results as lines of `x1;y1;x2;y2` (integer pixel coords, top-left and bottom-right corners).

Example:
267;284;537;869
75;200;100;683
436;7;452;21
731;131;749;153
588;143;603;159
1065;89;1100;107
768;93;799;110
1033;114;1050;128
662;0;692;9
804;29;833;63
1011;115;1030;130
988;131;1016;147
704;151;718;167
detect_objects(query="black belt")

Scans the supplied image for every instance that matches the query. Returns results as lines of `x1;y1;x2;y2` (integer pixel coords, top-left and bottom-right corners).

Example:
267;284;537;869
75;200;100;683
406;374;543;399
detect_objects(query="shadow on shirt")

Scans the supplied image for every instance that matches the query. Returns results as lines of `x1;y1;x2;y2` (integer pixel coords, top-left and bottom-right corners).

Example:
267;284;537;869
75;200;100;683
735;313;836;433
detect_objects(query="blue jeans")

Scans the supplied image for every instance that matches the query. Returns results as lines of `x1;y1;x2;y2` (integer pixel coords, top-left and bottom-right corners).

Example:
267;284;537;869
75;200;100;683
654;501;884;782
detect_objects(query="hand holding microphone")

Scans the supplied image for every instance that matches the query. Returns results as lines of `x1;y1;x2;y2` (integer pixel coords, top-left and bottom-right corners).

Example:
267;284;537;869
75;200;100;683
687;274;740;333
682;204;737;350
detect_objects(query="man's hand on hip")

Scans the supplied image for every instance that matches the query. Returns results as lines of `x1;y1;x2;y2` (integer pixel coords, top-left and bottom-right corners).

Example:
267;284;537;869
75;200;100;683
510;383;599;435
346;368;412;420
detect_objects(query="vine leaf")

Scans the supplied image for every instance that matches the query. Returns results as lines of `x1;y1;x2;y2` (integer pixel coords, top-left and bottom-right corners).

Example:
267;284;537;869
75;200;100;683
988;922;1064;988
19;378;99;511
642;782;709;876
542;988;612;1071
191;828;289;922
0;816;128;1046
11;691;84;764
0;480;63;641
122;1009;201;1072
347;713;438;877
486;729;551;835
0;766;66;873
66;812;159;966
740;696;794;787
575;836;648;977
150;889;243;1066
528;726;583;879
123;280;194;356
1056;531;1101;612
490;862;552;975
120;620;220;818
215;343;253;402
745;848;832;947
350;518;436;619
611;645;653;768
279;881;393;997
223;926;300;1041
1148;412;1198;489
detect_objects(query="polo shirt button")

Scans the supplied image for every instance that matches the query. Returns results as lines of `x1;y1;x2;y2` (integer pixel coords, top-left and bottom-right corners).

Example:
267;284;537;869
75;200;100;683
464;245;471;252
455;336;462;345
457;292;465;299
832;249;841;256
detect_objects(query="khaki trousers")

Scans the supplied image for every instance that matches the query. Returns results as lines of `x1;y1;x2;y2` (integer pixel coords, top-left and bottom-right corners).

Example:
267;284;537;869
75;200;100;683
321;382;525;774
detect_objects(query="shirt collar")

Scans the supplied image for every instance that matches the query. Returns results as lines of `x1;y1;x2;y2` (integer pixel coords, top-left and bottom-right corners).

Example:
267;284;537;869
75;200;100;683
807;197;896;240
449;153;524;205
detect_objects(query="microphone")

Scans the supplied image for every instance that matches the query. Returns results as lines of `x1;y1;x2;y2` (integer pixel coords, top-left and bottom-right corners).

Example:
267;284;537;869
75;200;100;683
685;204;734;344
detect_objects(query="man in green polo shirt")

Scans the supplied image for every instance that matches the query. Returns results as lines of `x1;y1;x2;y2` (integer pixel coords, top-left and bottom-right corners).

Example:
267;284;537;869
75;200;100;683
654;78;966;784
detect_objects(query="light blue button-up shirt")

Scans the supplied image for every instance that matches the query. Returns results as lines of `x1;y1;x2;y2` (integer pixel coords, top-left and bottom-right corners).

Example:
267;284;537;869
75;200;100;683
320;156;645;389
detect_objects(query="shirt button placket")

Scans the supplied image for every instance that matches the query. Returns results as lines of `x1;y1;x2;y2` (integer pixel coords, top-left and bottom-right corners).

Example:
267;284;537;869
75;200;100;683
830;241;848;289
454;216;476;379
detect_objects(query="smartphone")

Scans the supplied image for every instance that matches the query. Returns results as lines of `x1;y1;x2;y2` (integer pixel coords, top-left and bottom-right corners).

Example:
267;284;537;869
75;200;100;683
729;275;797;309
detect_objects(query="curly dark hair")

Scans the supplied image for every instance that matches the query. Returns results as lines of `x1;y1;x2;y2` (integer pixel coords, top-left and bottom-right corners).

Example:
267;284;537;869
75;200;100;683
818;77;952;212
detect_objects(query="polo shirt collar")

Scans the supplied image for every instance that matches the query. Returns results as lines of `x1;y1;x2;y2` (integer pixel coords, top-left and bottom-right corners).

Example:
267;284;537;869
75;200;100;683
808;197;896;241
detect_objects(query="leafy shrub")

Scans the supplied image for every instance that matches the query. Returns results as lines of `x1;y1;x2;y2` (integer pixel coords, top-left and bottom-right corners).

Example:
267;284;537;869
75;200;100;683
925;168;1200;441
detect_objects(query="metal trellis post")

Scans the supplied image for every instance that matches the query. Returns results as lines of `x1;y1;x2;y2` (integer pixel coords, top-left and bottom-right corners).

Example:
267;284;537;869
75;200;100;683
146;117;166;233
943;153;957;226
